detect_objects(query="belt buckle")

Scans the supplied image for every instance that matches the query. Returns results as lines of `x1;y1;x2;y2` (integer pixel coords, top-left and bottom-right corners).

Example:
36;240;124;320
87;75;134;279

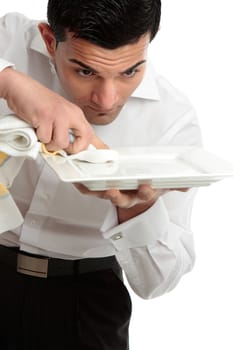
17;253;48;278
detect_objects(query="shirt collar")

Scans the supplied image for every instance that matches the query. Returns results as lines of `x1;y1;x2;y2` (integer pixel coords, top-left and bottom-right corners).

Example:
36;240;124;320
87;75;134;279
27;23;50;57
131;61;160;101
28;25;160;102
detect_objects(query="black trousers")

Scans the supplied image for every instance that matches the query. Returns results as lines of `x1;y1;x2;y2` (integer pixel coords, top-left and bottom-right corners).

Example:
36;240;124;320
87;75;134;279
0;252;132;350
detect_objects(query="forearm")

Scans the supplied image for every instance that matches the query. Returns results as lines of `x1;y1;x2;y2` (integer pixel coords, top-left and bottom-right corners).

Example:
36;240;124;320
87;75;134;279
0;66;14;99
0;65;96;152
115;230;195;299
102;189;197;299
0;67;64;124
0;66;48;122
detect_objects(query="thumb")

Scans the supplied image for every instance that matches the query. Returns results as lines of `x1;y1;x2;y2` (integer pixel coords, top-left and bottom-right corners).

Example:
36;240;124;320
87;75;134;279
90;135;109;149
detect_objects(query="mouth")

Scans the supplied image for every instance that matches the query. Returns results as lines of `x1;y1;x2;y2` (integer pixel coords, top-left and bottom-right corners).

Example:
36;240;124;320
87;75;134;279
88;107;115;115
82;105;123;124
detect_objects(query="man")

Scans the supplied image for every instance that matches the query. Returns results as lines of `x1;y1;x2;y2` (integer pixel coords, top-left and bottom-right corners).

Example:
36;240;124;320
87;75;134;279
0;1;202;349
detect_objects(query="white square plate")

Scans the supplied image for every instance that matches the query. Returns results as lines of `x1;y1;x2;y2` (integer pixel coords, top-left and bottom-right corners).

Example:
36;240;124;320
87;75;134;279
42;146;233;190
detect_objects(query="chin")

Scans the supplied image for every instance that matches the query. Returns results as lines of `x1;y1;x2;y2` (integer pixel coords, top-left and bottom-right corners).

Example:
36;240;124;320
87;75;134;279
89;117;116;125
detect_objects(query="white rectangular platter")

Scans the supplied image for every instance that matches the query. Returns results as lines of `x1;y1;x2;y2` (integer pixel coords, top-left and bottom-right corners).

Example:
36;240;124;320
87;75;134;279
42;146;233;190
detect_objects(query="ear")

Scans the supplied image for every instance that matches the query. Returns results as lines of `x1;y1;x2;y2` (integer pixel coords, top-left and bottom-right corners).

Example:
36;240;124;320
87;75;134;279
38;23;57;57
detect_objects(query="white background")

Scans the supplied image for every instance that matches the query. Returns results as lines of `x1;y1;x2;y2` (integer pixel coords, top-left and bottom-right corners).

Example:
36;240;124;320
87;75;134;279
1;1;233;349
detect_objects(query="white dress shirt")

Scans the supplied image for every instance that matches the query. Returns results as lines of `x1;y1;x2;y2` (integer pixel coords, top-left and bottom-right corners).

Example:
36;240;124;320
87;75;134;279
0;13;202;299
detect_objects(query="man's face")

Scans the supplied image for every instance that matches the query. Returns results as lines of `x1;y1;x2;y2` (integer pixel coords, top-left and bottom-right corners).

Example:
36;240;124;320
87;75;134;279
40;25;150;125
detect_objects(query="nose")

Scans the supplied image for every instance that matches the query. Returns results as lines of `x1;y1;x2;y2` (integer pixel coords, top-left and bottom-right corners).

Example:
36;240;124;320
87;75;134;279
91;79;118;110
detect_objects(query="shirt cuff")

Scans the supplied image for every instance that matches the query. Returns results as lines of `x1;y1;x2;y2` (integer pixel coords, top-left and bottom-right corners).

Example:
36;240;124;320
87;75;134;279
101;198;170;251
0;58;14;72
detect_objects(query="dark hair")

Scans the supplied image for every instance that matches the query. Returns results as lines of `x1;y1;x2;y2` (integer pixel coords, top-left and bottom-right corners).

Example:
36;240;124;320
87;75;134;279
47;0;161;49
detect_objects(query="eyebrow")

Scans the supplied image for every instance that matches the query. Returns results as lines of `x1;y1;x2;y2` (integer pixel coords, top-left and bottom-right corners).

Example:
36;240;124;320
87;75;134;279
68;58;146;74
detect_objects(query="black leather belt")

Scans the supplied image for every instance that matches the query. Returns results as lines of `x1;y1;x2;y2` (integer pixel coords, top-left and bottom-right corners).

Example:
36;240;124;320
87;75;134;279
0;245;122;279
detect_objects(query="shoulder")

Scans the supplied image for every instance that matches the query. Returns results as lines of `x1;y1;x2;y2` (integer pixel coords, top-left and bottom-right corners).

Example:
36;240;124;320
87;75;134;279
133;61;194;114
0;12;39;34
155;72;193;113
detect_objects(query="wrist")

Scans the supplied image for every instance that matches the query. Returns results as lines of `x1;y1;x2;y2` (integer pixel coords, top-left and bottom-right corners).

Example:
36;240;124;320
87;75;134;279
0;67;16;99
117;198;156;223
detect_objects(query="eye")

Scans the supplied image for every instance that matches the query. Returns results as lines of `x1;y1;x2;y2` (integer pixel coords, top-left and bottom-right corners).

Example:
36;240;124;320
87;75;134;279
77;69;95;77
123;68;138;78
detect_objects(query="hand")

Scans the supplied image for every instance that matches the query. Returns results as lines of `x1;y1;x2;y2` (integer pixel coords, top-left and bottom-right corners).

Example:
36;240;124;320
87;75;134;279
0;68;95;153
75;183;189;223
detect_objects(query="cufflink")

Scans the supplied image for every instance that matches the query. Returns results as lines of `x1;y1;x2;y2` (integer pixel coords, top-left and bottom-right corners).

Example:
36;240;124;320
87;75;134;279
111;233;123;241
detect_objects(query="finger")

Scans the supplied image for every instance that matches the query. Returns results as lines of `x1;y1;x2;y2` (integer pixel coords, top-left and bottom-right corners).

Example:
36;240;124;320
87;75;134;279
75;184;107;199
178;188;190;192
90;135;109;149
137;184;156;201
76;185;134;207
45;133;70;152
66;136;89;154
104;189;139;208
65;128;95;154
36;124;53;144
171;187;190;192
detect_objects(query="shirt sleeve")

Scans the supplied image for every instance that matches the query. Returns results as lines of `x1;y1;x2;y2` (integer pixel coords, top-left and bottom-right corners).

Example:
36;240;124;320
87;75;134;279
0;13;33;70
0;59;14;72
101;107;202;299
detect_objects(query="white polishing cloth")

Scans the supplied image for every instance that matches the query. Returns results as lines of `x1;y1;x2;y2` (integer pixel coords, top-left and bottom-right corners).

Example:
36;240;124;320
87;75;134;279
0;114;41;158
57;144;119;163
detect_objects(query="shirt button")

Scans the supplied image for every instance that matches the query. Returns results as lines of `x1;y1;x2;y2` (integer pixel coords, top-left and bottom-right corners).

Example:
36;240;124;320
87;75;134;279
111;233;123;241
